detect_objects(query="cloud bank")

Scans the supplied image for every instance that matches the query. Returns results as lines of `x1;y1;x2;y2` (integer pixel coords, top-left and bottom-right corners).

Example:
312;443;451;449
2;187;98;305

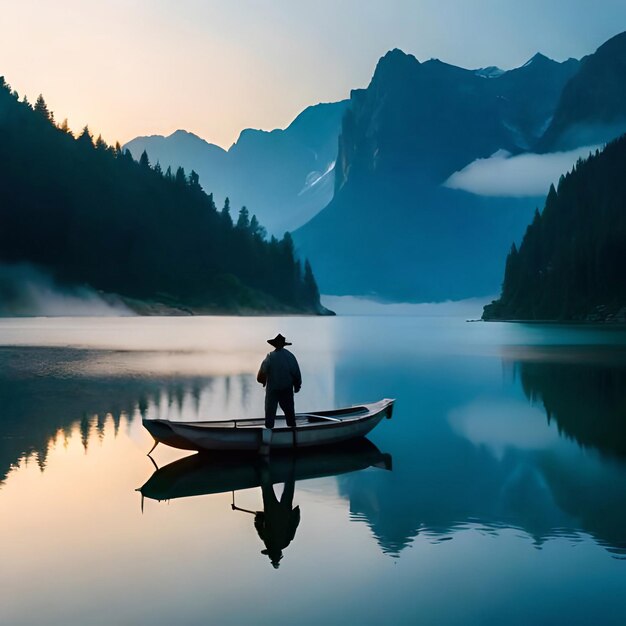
445;145;601;197
0;263;133;317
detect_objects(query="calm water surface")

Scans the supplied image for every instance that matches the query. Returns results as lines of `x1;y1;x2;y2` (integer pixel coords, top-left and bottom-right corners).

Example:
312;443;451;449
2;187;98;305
1;315;626;626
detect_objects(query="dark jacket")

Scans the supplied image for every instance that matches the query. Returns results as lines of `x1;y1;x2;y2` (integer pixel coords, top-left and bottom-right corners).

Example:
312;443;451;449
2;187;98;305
257;348;302;392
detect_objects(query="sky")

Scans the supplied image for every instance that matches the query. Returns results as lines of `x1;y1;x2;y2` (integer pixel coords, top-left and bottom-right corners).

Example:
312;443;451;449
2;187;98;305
1;0;625;148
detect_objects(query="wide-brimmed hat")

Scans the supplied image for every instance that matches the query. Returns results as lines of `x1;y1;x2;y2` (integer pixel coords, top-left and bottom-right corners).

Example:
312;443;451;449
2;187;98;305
267;333;292;348
261;548;283;569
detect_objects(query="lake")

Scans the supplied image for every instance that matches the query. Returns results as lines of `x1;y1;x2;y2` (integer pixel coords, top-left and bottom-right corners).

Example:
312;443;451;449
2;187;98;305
1;315;626;626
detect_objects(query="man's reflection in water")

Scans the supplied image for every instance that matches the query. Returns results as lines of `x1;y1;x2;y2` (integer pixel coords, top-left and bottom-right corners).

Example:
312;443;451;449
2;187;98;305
252;459;301;569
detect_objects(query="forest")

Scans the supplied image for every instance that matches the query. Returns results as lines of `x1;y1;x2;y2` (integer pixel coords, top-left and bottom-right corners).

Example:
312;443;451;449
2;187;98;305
0;78;324;314
483;134;626;321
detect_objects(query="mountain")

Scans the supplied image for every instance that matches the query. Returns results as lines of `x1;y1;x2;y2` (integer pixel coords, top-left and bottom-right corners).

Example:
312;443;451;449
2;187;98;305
294;49;578;301
539;31;626;151
333;49;578;191
473;66;505;79
125;100;349;235
492;52;580;150
483;136;626;321
0;79;327;315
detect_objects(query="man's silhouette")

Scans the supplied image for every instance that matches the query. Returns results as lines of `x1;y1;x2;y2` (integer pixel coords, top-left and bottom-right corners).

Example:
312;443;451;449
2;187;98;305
257;334;302;434
254;462;300;569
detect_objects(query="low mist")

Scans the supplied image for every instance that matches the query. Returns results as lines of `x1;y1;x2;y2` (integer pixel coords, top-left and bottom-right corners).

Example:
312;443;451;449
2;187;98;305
0;263;133;317
321;295;490;317
445;145;601;197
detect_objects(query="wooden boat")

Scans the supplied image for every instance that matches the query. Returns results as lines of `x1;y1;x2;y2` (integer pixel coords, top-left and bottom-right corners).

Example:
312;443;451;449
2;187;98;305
139;439;392;502
142;398;394;452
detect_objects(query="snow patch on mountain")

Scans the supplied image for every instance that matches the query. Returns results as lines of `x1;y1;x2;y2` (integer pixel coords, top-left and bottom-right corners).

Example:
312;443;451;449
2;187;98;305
298;161;335;196
474;66;506;79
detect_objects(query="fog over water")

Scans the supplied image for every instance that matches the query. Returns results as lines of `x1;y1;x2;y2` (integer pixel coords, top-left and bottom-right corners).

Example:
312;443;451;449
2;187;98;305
0;263;132;317
322;295;490;317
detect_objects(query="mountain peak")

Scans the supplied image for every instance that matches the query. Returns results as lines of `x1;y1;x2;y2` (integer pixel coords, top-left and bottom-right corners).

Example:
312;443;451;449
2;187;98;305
593;29;626;59
161;129;226;153
380;48;418;63
372;48;420;83
170;129;199;139
521;52;553;68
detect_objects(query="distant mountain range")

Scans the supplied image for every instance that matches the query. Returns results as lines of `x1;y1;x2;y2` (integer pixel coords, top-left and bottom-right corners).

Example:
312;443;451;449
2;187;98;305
125;101;348;235
294;48;579;300
127;30;626;303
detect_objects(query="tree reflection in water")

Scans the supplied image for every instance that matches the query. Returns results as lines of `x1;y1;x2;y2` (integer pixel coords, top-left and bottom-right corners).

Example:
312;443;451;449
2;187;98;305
0;346;253;483
511;345;626;460
335;344;626;558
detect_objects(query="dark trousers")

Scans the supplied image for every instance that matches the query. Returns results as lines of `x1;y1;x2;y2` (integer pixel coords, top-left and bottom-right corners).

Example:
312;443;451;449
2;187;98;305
265;388;296;429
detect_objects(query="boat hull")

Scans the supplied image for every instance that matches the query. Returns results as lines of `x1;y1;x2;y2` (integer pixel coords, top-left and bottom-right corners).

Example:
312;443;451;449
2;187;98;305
143;399;394;452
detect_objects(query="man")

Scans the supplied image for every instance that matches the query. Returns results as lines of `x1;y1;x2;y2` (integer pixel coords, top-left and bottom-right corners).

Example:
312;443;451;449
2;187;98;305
257;334;301;450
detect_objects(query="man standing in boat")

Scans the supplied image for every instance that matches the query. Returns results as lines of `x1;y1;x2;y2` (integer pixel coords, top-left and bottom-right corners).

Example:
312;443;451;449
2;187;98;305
257;333;302;451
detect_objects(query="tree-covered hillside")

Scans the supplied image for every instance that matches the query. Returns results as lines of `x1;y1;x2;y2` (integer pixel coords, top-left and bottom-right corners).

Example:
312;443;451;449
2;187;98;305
483;135;626;321
125;99;349;236
0;77;325;314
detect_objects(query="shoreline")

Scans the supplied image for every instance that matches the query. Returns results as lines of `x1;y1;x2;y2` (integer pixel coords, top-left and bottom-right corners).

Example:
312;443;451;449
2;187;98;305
477;318;626;327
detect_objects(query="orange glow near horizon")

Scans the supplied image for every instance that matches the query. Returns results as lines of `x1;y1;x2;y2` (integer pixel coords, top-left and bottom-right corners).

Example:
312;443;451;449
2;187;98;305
0;1;360;148
1;1;617;149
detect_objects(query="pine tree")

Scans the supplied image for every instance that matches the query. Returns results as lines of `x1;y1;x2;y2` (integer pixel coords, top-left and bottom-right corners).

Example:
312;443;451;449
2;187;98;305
60;118;72;135
303;259;320;306
34;94;50;120
236;206;250;230
221;197;233;227
77;125;93;146
139;150;150;168
189;169;201;189
175;166;186;186
249;215;266;240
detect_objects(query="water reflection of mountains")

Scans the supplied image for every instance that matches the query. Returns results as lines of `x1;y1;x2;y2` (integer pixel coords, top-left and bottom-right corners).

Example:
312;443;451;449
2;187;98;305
338;345;626;558
3;345;626;559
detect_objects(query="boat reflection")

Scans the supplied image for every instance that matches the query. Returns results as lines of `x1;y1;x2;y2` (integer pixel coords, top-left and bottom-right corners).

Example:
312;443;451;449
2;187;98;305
140;439;391;501
139;440;392;567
